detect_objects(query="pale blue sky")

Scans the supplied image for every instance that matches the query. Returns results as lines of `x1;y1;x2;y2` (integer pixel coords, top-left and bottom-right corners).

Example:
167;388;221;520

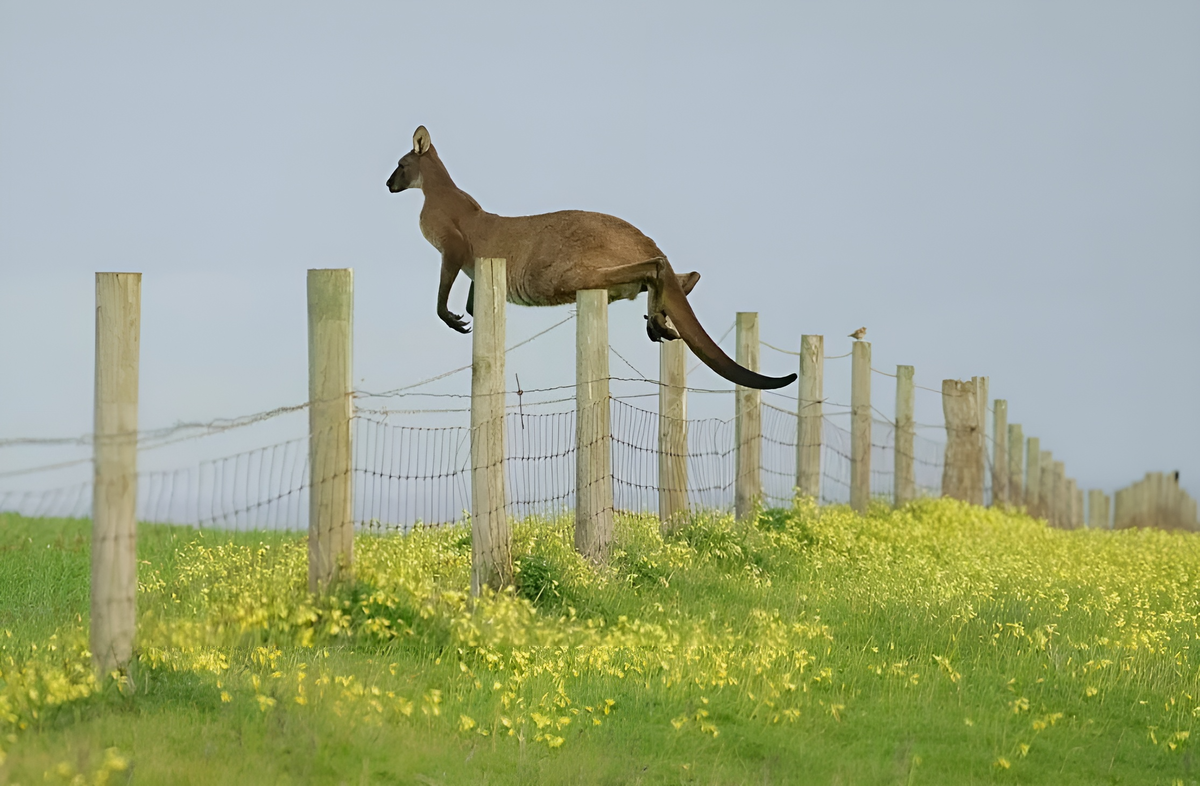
1;2;1197;501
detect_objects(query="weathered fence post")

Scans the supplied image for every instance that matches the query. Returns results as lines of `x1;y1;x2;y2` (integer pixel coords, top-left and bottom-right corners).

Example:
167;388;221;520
1064;476;1077;528
307;268;354;593
1053;461;1066;527
1038;451;1053;523
1130;477;1147;528
1149;471;1165;528
658;340;688;530
972;376;988;502
1166;474;1182;529
1142;475;1155;528
1008;423;1024;507
734;313;761;519
1065;477;1084;532
1088;489;1110;529
850;341;872;513
92;272;140;675
894;365;915;506
1046;460;1059;526
941;379;982;504
795;335;824;500
992;400;1008;507
576;289;613;562
1026;437;1041;515
470;258;510;593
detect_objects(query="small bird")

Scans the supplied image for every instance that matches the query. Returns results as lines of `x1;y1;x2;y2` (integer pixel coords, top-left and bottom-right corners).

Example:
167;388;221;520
848;327;867;341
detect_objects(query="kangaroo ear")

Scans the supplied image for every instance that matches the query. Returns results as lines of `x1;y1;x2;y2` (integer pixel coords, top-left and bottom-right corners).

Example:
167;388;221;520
413;126;431;155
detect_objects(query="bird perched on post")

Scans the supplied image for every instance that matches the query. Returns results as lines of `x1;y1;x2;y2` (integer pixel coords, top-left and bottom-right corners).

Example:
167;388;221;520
848;327;867;341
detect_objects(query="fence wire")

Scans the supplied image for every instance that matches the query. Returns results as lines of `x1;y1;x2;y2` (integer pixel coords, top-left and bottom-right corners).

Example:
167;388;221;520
1;384;950;534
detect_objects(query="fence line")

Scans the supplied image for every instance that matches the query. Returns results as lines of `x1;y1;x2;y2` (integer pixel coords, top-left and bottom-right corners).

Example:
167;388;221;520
1;408;941;531
2;359;1186;537
3;263;1197;672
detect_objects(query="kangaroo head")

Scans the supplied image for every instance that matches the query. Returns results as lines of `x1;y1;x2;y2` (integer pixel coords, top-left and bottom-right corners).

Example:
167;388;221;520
386;126;432;193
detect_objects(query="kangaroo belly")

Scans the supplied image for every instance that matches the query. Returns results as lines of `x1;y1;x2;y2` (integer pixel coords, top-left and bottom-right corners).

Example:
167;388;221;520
504;265;643;307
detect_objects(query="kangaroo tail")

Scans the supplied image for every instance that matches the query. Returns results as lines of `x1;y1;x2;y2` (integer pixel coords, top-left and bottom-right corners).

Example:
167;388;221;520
660;269;797;390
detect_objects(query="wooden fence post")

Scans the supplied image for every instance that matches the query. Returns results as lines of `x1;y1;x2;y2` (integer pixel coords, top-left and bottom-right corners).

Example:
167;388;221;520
1054;462;1067;528
1088;489;1110;529
658;340;688;530
894;365;915;506
972;376;988;502
307;269;354;593
1072;482;1084;529
92;272;140;675
1141;475;1154;528
795;335;824;500
1131;478;1147;528
941;379;982;504
1037;451;1053;523
992;400;1008;507
1064;476;1077;529
1161;472;1180;528
1025;438;1041;515
1067;479;1076;528
1008;423;1024;507
470;258;510;593
1047;461;1059;526
576;289;613;563
850;341;871;513
734;313;761;519
1150;473;1162;528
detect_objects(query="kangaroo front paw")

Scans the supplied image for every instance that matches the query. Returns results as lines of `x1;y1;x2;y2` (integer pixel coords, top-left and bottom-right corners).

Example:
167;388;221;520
439;308;472;334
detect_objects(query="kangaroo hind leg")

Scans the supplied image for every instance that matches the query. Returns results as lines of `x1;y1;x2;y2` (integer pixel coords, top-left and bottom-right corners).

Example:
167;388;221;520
646;270;699;341
571;257;680;342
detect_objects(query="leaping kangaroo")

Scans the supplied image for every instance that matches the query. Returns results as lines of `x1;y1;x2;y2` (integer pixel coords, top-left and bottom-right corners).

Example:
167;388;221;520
386;126;797;390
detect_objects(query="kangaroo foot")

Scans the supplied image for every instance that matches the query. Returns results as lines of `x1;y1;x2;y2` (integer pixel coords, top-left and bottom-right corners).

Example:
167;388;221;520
644;315;661;342
645;310;680;342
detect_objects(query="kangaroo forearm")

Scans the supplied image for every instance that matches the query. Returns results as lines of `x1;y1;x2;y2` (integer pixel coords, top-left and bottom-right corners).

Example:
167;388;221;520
435;253;471;333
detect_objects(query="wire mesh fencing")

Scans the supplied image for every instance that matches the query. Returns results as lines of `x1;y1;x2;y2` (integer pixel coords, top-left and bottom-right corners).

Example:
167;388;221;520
1;384;950;538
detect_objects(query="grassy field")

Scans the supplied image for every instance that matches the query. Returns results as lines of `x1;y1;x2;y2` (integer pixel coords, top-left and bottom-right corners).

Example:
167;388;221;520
0;499;1197;785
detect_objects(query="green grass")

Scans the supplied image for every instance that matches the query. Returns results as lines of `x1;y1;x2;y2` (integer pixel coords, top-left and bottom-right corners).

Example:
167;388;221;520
1;500;1198;785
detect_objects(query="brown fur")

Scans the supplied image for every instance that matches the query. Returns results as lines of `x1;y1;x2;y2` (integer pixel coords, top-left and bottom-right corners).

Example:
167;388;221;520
387;126;796;390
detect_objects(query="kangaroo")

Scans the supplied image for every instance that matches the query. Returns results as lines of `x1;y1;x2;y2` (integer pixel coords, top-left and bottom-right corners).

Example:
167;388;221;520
386;126;797;390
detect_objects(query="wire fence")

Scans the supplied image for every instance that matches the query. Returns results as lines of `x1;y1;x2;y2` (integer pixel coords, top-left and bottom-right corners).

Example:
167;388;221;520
0;380;948;534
